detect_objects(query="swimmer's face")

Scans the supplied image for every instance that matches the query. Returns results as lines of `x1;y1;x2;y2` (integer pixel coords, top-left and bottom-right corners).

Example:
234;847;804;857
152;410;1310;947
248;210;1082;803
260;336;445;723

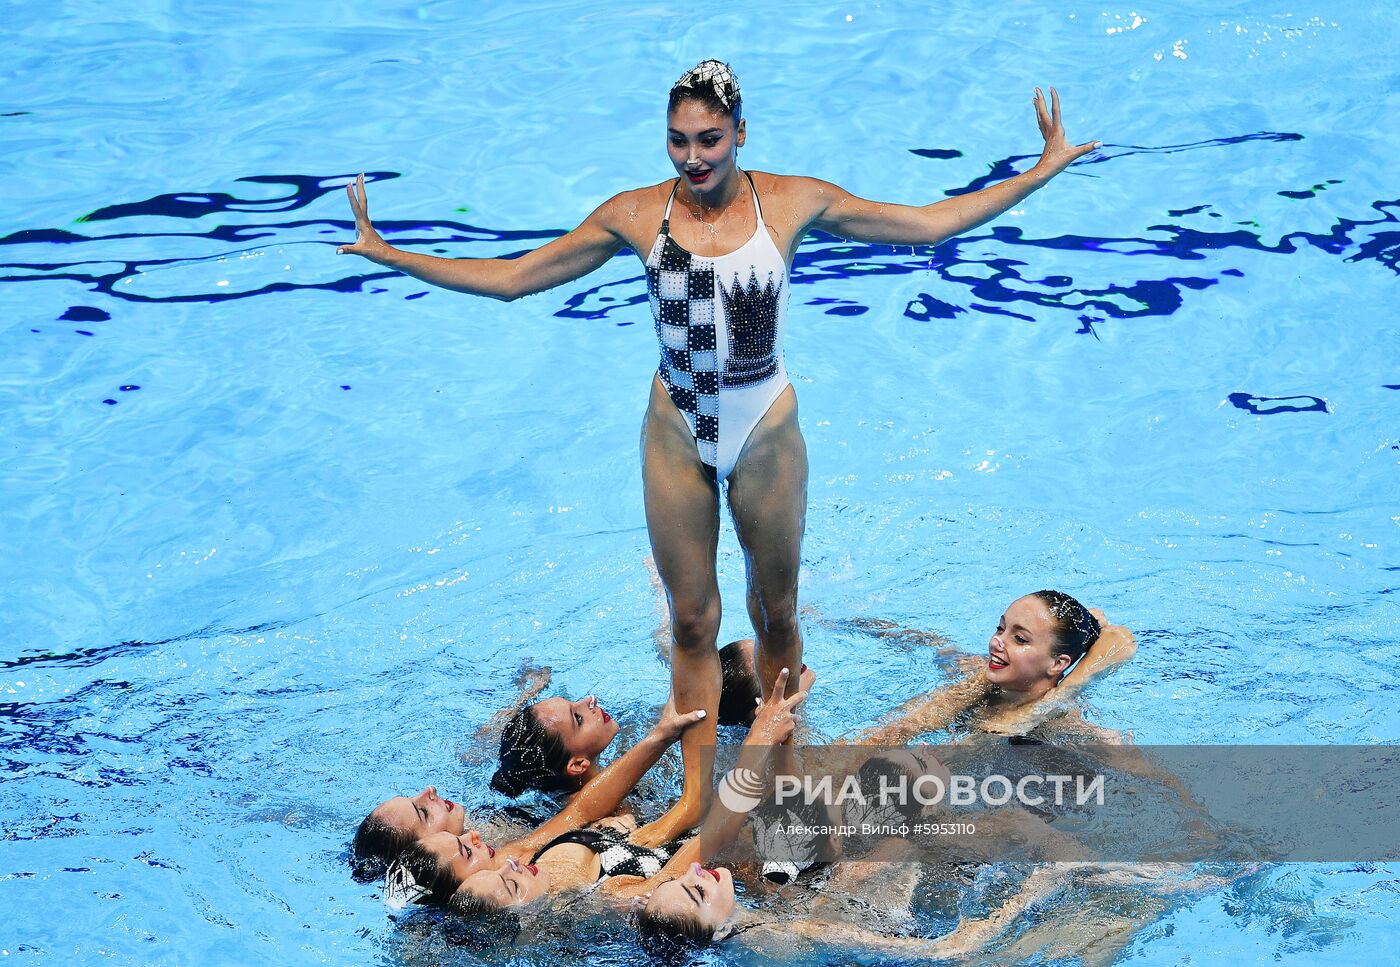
458;856;548;909
667;98;745;195
532;695;619;776
372;785;464;839
986;595;1072;691
645;863;735;933
419;829;499;885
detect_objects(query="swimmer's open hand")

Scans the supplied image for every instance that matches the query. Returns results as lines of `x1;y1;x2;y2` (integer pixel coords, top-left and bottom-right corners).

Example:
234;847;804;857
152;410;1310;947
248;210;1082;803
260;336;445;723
747;668;808;746
652;692;708;744
1031;87;1101;178
336;173;389;260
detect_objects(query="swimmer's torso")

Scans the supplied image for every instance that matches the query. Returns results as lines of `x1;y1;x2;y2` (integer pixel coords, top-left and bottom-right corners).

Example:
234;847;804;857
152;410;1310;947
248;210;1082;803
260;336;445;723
639;171;793;480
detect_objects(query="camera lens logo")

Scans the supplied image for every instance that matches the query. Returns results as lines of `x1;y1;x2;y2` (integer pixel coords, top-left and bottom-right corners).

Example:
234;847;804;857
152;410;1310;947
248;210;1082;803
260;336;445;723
717;767;765;812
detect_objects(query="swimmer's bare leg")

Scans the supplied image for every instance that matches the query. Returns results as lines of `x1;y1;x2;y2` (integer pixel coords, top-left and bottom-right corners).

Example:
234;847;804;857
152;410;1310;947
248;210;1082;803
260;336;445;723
633;378;723;847
727;386;807;705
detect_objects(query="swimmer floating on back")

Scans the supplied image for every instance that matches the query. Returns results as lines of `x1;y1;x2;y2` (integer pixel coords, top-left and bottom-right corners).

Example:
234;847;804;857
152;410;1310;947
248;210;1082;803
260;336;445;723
338;59;1101;846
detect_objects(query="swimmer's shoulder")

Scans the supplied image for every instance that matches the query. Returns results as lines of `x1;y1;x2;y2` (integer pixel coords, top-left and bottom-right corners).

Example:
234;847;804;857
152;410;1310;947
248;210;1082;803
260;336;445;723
747;170;852;223
584;181;678;245
594;181;676;221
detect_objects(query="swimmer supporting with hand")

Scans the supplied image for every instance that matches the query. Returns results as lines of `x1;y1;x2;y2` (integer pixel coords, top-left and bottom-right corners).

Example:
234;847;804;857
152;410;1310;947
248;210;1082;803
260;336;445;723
383;693;707;908
338;61;1101;845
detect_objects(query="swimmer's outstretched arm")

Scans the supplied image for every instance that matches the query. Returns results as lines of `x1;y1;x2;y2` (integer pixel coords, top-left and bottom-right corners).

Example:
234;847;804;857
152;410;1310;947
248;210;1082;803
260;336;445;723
336;173;631;301
794;87;1098;247
501;693;706;860
741;868;1067;962
838;671;992;747
602;672;806;900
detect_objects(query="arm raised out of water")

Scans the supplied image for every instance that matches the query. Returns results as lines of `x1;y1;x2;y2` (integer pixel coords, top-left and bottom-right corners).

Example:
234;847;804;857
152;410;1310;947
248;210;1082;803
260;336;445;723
336;173;629;301
799;86;1099;247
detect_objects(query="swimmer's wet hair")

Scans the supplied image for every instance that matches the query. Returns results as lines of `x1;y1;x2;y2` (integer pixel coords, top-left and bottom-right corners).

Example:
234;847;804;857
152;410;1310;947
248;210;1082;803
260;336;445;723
446;888;524;945
490;704;572;798
387;839;461;906
636;905;715;959
1031;589;1102;666
351;811;417;881
717;640;761;726
668;59;742;120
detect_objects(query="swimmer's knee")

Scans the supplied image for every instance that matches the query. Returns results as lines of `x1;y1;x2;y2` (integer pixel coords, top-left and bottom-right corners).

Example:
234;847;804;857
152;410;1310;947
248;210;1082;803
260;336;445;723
752;598;800;645
671;596;721;651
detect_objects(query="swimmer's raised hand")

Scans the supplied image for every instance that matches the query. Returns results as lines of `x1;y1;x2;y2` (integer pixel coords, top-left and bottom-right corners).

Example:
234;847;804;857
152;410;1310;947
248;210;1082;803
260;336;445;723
1031;87;1101;177
747;668;808;746
336;173;388;260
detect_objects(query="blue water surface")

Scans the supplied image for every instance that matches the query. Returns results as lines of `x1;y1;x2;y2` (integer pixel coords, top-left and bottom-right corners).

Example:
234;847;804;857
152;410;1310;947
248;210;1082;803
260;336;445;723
2;1;1397;964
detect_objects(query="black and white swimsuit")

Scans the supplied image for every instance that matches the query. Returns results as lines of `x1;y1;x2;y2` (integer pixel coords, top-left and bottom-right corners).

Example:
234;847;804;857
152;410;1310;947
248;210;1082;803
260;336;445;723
646;171;791;481
531;827;687;881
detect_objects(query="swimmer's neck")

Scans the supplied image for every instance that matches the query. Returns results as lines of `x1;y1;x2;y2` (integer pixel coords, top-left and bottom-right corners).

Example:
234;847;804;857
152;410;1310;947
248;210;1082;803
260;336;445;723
677;166;745;214
987;678;1058;708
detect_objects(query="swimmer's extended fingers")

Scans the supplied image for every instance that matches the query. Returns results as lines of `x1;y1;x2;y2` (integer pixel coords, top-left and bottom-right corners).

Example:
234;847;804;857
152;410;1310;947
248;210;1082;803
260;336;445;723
337;173;385;256
1033;87;1052;138
749;669;807;744
1032;87;1101;174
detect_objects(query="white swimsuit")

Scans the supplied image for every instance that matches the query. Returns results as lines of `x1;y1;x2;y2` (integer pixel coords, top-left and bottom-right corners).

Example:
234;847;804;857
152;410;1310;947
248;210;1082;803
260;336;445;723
645;172;791;482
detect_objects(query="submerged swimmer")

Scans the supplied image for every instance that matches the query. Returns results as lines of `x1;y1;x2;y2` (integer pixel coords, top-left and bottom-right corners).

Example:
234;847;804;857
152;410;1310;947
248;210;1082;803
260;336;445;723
338;59;1101;845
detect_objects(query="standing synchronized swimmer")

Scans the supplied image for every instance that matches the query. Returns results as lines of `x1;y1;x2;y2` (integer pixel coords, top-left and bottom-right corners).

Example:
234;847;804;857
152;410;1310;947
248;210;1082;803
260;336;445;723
338;60;1100;845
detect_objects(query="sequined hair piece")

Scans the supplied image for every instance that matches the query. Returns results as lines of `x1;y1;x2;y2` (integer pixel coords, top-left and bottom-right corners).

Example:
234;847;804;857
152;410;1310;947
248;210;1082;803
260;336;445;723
383;858;432;910
1031;589;1101;663
490;706;572;797
671;60;741;113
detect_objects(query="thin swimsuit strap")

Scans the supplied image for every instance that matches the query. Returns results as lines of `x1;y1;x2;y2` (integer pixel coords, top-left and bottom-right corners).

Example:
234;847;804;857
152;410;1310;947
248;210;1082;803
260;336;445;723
659;171;762;239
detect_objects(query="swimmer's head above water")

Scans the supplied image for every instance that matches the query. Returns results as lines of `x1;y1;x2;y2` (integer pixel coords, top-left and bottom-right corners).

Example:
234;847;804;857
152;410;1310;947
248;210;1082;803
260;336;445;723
637;861;738;950
986;590;1101;697
452;855;550;914
352;784;463;877
491;644;765;798
490;695;620;798
667;60;745;199
383;828;500;907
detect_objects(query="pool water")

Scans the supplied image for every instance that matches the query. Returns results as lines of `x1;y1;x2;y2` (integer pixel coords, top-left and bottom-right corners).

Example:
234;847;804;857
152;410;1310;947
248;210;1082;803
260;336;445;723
2;1;1397;964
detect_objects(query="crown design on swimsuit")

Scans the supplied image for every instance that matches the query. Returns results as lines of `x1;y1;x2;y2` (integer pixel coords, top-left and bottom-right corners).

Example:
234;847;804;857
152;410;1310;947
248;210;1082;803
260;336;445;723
672;60;741;111
719;269;782;386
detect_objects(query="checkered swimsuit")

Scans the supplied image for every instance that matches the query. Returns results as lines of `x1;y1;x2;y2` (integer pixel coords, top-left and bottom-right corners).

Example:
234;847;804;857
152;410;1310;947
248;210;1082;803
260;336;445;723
531;827;688;880
646;173;790;482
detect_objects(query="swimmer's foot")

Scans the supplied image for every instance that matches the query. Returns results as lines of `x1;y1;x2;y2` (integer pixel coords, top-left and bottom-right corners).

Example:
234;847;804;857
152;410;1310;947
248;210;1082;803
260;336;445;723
632;797;705;847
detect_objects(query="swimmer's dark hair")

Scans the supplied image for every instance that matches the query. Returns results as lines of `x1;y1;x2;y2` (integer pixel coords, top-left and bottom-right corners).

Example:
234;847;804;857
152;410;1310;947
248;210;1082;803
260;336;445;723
446;887;524;945
351;811;417;880
1031;589;1102;669
717;640;761;726
637;904;716;960
490;704;572;798
391;839;462;906
668;59;743;122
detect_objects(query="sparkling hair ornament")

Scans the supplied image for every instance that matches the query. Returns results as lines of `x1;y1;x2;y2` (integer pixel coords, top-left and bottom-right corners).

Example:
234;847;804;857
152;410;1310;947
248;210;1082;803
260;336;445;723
671;60;741;113
382;858;432;910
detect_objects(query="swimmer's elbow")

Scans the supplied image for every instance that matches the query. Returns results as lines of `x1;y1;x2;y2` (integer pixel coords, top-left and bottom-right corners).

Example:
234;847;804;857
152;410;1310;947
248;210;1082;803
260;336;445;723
489;262;528;302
